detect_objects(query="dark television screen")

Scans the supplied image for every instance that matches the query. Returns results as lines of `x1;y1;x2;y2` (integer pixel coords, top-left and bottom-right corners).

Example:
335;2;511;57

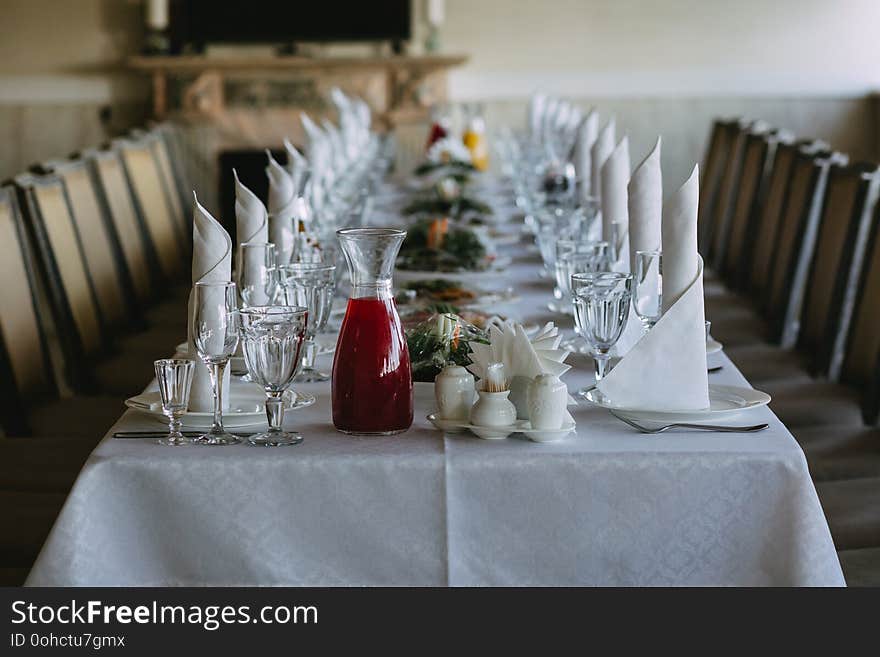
177;0;412;45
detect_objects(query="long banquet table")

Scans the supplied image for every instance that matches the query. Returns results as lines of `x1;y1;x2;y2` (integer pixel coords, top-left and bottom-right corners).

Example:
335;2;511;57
26;206;845;586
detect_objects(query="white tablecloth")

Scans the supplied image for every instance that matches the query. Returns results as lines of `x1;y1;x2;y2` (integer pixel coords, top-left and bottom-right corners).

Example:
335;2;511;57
26;219;845;586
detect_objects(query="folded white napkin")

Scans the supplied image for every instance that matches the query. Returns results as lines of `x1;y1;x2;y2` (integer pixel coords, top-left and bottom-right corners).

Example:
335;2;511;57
233;169;268;245
283;138;308;193
574;109;599;202
265;151;297;265
596;165;709;411
528;92;547;137
612;137;662;357
187;195;233;412
467;322;576;419
591;118;615;206
627;136;662;272
601;136;630;259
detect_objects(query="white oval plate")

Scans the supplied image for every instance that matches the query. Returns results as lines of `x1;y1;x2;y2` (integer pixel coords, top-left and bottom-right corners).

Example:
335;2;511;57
583;384;771;423
126;388;315;429
706;338;723;355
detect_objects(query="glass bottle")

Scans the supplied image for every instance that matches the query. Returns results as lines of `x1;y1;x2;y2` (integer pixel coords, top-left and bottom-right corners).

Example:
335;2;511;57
332;227;413;434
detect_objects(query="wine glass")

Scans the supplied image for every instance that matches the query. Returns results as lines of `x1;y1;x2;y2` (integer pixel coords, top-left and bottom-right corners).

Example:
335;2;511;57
239;306;309;446
634;250;662;332
571;272;633;394
550;246;608;314
192;281;241;445
153;359;194;446
273;263;337;382
237;242;276;308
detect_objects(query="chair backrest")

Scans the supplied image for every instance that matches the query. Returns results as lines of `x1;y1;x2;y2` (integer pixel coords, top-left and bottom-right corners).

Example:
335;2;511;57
763;149;841;346
838;200;880;423
798;163;880;377
47;160;131;328
697;119;739;254
16;173;105;372
748;139;827;297
153;123;193;225
707;121;756;268
148;134;187;237
0;186;57;426
720;129;785;285
86;148;157;303
115;137;185;281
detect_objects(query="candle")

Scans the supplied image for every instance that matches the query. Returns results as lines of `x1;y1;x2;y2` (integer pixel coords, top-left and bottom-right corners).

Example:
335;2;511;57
427;0;445;27
146;0;169;30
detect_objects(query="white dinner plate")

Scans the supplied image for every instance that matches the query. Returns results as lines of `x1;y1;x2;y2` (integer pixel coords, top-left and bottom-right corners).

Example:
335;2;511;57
706;338;723;354
583;384;771;423
125;387;315;429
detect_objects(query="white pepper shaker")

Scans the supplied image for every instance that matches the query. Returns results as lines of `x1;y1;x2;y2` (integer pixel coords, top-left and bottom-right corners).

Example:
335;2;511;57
527;374;568;430
435;365;475;421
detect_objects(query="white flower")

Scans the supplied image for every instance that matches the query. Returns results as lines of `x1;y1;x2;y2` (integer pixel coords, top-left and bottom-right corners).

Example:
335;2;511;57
427;137;472;164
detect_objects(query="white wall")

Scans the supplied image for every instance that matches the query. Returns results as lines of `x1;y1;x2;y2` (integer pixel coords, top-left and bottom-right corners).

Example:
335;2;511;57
419;0;880;189
438;0;880;99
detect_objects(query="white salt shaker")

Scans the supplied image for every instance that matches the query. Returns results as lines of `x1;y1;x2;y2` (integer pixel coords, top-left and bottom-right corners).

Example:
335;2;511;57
434;365;475;421
527;374;568;430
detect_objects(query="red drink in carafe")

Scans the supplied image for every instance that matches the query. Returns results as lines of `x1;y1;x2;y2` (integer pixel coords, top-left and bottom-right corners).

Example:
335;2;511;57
332;297;413;433
331;227;413;435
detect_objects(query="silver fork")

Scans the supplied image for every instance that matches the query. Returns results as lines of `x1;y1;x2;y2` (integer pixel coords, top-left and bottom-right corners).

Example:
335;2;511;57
610;411;768;434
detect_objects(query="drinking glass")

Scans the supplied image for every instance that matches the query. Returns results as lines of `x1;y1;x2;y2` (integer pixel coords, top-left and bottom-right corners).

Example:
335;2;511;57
571;272;633;392
237;242;276;308
273;262;337;382
192;281;241;445
153;359;194;446
634;250;662;332
239;306;309;446
554;248;608;313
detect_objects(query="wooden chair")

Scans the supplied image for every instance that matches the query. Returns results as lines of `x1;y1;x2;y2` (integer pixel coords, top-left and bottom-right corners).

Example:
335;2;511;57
697;119;740;256
836;196;880;424
706;120;757;267
0;186;121;437
84;148;158;304
763;150;845;347
719;129;791;287
800;163;880;379
748;139;828;298
43;159;135;329
14;172;105;390
115;136;186;282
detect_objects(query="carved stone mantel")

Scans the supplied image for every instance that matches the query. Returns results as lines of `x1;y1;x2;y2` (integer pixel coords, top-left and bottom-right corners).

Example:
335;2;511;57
128;54;468;131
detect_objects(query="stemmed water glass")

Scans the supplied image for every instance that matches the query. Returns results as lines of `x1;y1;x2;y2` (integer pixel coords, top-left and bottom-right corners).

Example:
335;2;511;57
571;272;633;395
273;263;337;382
153;359;194;446
237;242;276;308
553;244;610;314
192;281;241;445
239;306;309;446
633;250;662;332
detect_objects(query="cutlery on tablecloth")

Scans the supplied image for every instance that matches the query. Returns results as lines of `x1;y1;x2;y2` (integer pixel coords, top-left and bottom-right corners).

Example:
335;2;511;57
114;431;257;440
610;411;768;435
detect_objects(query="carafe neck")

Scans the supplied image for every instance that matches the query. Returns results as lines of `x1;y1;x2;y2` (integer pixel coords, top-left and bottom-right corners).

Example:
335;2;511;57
350;280;393;300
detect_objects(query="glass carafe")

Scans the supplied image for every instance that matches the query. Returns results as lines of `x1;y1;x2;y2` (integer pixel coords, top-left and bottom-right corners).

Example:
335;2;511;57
332;227;413;434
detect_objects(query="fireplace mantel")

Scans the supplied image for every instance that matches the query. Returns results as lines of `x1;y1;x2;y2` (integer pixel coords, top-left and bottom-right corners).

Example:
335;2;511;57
128;53;468;125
